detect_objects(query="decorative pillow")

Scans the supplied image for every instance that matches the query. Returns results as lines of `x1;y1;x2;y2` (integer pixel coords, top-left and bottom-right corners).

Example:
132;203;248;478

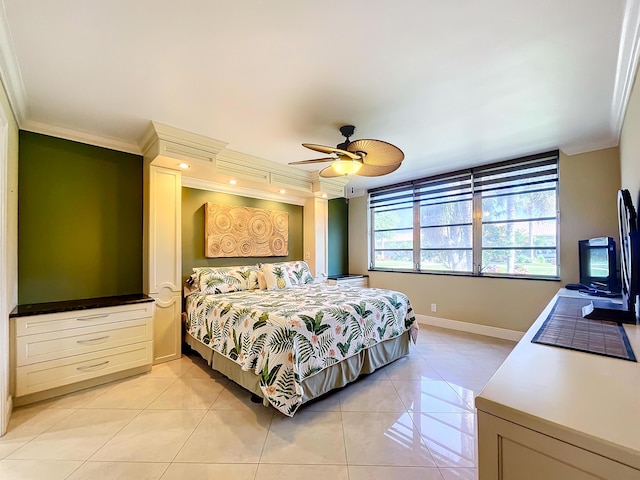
287;260;314;285
256;271;267;290
193;265;259;294
260;263;293;290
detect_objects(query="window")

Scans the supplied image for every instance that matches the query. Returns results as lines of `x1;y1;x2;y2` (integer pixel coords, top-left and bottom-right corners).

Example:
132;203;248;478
369;151;559;279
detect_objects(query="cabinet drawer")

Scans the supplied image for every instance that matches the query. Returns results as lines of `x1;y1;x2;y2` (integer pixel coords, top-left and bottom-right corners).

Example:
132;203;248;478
15;303;154;337
15;341;153;397
16;317;153;366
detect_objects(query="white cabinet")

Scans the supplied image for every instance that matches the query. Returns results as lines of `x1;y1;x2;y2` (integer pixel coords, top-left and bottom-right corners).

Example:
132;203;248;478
476;291;640;478
11;297;154;404
327;275;369;288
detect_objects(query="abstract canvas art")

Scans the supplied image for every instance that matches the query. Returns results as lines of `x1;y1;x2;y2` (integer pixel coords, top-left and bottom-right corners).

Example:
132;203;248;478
204;203;288;257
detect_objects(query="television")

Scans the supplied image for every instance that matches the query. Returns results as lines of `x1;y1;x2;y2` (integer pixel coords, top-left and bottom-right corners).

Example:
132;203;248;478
578;237;619;295
582;189;640;323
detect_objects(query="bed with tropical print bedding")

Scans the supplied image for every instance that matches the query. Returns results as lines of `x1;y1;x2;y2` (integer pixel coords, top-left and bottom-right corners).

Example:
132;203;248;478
185;283;417;416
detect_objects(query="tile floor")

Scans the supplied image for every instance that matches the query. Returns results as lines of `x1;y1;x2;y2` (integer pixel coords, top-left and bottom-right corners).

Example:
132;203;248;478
0;325;516;480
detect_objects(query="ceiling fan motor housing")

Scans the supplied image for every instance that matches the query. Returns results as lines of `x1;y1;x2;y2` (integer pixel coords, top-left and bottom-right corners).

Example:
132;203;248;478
337;125;356;150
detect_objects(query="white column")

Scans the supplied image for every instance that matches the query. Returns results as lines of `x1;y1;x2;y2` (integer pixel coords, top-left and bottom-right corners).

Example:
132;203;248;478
303;197;328;279
144;164;182;364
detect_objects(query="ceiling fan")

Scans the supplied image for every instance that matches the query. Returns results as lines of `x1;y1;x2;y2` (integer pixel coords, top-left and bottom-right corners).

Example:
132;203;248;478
288;125;404;178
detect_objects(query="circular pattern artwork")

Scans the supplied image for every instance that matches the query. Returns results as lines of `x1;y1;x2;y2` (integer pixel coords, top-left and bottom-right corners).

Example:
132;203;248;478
205;203;289;257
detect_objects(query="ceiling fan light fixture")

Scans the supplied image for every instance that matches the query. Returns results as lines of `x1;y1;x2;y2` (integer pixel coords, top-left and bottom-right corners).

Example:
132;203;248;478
333;159;363;176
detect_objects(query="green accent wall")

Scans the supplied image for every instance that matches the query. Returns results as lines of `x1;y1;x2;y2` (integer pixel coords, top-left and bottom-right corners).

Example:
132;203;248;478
182;187;303;279
328;197;349;276
18;131;143;304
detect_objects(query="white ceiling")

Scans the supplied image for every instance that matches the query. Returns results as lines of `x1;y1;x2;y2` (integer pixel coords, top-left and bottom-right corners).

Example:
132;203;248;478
1;0;639;191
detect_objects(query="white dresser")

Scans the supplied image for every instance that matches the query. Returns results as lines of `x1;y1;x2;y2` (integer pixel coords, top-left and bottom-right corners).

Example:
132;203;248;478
10;295;154;405
476;290;640;478
326;275;369;288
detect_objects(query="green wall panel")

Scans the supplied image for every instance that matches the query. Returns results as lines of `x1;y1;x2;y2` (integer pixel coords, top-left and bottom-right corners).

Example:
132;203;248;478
18;131;143;304
182;187;303;279
328;197;349;276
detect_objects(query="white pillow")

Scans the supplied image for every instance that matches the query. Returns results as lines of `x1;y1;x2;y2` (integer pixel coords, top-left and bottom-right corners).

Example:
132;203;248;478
261;263;293;290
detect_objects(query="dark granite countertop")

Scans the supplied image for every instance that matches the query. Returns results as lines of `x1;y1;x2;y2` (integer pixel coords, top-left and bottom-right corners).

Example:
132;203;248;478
10;293;154;318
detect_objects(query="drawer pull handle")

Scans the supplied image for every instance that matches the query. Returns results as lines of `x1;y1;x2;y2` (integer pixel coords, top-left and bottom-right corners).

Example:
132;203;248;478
77;335;110;344
76;314;109;321
77;360;110;371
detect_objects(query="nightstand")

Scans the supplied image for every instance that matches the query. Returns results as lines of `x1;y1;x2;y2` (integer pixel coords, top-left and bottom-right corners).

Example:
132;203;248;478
326;274;369;287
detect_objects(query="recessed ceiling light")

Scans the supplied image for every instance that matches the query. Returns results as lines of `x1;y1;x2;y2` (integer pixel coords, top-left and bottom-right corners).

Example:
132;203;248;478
321;193;328;198
177;162;190;169
279;189;286;194
229;179;237;185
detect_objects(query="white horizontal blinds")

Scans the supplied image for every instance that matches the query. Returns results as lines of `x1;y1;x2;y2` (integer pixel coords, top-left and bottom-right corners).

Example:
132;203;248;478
475;151;559;278
369;182;415;270
368;150;560;278
415;172;474;273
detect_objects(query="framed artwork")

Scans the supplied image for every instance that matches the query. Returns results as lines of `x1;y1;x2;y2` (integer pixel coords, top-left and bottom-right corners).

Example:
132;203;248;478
204;203;288;257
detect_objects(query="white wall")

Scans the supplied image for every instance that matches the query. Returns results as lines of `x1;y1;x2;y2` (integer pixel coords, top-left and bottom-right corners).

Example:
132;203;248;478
0;75;19;435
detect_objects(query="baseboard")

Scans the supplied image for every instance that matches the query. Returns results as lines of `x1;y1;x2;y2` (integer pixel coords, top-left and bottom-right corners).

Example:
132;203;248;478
1;394;12;436
416;314;524;342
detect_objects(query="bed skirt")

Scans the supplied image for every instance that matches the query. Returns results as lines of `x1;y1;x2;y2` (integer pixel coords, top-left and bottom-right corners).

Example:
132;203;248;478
185;330;410;406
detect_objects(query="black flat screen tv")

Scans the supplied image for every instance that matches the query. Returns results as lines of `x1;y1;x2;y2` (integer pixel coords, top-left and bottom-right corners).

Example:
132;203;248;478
578;237;619;294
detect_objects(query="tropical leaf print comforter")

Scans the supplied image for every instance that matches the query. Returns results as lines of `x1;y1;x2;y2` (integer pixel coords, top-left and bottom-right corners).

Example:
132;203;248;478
185;283;417;416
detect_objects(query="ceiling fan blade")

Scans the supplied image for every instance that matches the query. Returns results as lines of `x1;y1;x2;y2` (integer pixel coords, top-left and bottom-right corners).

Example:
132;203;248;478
302;143;359;159
356;162;402;177
288;157;336;165
347;139;404;166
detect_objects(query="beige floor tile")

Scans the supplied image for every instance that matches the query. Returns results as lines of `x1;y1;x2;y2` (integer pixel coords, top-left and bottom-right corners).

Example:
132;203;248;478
8;409;139;461
339;380;405;412
181;361;228;380
256;464;349;480
84;377;176;409
91;410;205;462
413;412;477;468
299;389;341;412
160;463;258;479
394;380;474;413
261;410;346;464
426;358;494;383
174;409;272;463
0;459;82;480
147;377;226;410
445;379;487;398
0;407;76;459
210;381;269;413
145;356;196;378
384;356;442;381
349;465;444;480
67;461;169;480
342;412;436;466
440;467;478;480
30;382;118;409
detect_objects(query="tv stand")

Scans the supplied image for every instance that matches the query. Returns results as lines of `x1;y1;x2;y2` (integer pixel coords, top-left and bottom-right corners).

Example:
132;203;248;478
582;300;639;324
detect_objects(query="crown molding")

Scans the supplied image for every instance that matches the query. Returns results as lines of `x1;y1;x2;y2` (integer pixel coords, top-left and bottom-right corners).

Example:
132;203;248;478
21;119;141;155
0;1;27;125
611;0;640;142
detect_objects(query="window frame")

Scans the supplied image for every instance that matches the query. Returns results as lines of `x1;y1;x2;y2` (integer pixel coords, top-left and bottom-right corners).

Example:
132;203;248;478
368;151;560;280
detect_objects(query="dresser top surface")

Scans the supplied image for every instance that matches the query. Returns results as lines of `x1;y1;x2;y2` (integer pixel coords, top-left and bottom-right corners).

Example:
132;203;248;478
10;294;154;318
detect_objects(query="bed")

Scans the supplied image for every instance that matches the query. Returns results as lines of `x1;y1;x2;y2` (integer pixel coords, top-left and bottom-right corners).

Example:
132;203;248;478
184;262;418;416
